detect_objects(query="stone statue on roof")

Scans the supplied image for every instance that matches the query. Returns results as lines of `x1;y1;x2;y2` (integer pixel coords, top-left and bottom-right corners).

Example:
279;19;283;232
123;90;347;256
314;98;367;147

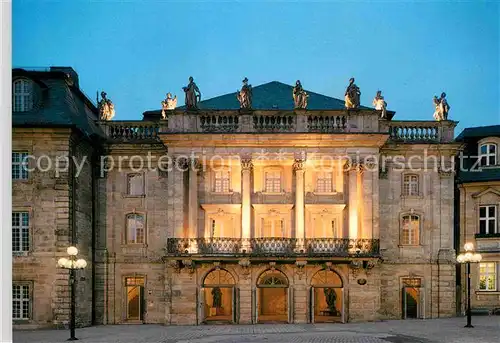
372;90;387;119
98;91;115;121
237;77;252;109
161;93;177;118
293;80;308;109
344;78;361;109
433;92;450;121
182;76;201;110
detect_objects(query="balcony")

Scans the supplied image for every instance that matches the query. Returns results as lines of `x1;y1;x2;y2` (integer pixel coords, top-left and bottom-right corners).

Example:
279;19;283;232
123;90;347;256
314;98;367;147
380;120;456;143
165;237;380;257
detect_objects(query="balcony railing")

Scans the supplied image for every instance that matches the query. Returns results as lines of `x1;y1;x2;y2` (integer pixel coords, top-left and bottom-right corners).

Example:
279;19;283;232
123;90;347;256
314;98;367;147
165;238;380;257
380;120;456;143
99;121;165;141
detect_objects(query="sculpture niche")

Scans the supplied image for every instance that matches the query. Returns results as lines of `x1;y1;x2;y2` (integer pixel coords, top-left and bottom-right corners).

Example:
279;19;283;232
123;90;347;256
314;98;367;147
323;288;339;316
293;80;308;109
433;92;450;121
344;78;361;109
372;90;387;119
182;76;201;110
161;92;177;118
236;77;252;109
98;91;115;121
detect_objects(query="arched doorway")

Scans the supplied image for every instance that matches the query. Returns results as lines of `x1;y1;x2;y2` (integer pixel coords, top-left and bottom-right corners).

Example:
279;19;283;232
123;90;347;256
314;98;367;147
200;269;237;324
255;269;291;323
310;268;344;323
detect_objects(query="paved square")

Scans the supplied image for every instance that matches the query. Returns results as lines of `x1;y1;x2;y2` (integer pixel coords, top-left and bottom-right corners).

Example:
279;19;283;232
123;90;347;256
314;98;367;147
13;317;500;343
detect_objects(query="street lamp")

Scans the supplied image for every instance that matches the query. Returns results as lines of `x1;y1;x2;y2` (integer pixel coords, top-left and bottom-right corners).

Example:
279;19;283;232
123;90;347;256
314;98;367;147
456;242;482;328
57;246;87;341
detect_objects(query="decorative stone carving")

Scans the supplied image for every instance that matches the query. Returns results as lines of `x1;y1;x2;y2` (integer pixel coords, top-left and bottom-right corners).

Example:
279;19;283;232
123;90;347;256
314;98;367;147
161;93;177;118
293;80;308;109
372;90;387;119
438;165;454;177
98;91;115;120
433;92;450;121
236;77;252;109
182;76;201;110
295;260;307;280
240;158;253;171
293;159;305;171
344;78;361;109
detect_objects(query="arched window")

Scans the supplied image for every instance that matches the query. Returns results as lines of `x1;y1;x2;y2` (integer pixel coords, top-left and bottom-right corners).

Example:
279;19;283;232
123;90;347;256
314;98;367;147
13;79;33;112
257;269;289;287
126;213;145;244
480;143;497;166
401;214;420;245
403;174;419;196
203;269;235;286
311;269;343;287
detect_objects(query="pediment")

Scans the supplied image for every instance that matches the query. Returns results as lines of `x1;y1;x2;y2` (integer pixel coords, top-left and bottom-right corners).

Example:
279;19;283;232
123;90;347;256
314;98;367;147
471;187;500;199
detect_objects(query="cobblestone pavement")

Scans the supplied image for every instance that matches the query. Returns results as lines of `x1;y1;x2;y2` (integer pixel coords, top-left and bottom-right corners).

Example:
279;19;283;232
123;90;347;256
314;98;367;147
13;316;500;343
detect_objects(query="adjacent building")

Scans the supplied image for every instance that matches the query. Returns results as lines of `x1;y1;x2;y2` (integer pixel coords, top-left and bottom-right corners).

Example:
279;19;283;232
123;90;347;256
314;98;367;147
455;125;500;314
12;67;462;328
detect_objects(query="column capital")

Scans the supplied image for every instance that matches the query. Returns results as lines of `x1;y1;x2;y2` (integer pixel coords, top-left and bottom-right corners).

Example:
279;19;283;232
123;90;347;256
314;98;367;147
189;157;202;172
293;159;305;172
241;158;253;171
345;160;364;173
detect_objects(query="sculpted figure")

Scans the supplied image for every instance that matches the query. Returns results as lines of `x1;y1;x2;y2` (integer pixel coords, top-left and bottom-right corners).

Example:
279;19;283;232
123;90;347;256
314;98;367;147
161;93;177;118
372;90;387;119
182;76;201;109
433;92;450;121
344;78;361;109
98;91;115;121
293;80;308;109
236;77;252;109
212;287;222;308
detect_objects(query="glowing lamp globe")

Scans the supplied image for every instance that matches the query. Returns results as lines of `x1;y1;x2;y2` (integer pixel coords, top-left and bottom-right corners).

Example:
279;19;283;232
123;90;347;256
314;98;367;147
67;246;78;256
58;257;68;267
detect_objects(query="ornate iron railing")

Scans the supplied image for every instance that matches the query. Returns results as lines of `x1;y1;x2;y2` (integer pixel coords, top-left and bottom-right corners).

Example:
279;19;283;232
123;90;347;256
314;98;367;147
165;238;380;257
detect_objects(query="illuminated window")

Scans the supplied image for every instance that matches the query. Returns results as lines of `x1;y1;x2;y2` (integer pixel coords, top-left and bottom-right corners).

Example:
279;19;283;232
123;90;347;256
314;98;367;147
316;172;334;193
127;173;144;196
12;212;29;252
313;216;338;237
214;170;230;193
479;143;496;166
13;79;33;112
12;283;31;320
262;218;284;237
401;214;419;245
479;262;497;291
126;213;145;244
403;174;419;196
12;152;29;180
264;170;281;193
479;205;497;234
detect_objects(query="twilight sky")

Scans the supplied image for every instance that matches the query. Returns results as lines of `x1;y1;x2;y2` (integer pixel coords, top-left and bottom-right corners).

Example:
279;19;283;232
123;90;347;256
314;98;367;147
13;1;500;135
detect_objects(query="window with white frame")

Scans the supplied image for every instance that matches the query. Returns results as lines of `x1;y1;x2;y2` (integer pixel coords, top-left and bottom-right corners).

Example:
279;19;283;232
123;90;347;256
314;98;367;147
315;172;334;193
12;152;29;180
213;170;230;193
264;170;281;193
12;283;31;320
126;213;145;244
479;143;497;166
479;262;497;291
313;216;338;237
403;174;419;196
479;205;497;234
401;214;419;245
261;217;285;237
12;212;29;253
13;79;33;112
127;173;144;196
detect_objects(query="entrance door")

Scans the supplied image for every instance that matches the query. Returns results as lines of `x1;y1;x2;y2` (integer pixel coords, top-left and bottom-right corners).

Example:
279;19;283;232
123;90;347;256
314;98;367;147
256;270;289;323
402;287;420;319
125;277;144;321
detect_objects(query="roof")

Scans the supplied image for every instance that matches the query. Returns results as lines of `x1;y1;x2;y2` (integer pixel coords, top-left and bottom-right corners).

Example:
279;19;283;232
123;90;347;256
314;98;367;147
144;81;394;117
12;68;105;140
455;125;500;141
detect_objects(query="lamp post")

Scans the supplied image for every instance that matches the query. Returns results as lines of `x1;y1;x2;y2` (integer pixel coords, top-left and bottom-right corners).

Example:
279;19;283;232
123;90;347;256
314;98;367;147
57;246;87;341
456;242;482;328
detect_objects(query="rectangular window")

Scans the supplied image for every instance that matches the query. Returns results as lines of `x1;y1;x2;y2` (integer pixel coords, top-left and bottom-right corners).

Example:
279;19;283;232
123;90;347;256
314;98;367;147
313;216;337;237
264;171;281;193
316;172;334;193
126;214;145;244
127;173;144;196
479;205;497;234
403;175;419;196
12;283;31;320
480;144;496;166
12;152;29;180
401;215;419;245
262;218;284;237
214;170;230;193
479;262;497;291
12;212;29;252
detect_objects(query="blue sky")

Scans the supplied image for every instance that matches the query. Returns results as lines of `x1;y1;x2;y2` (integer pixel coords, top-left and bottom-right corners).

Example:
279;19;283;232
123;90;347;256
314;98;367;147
13;1;499;134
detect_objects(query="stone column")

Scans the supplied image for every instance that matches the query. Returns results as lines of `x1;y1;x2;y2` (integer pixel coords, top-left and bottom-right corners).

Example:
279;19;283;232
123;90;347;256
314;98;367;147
347;161;359;240
188;158;200;239
293;159;305;250
173;157;188;239
361;162;374;239
241;158;253;252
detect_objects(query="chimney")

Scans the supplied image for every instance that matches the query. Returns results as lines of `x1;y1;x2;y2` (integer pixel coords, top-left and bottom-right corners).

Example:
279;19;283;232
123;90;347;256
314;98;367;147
50;66;79;88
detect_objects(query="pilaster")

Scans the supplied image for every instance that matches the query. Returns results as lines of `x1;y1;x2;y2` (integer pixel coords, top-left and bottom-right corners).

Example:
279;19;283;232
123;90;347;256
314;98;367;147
293;158;305;250
241;158;253;251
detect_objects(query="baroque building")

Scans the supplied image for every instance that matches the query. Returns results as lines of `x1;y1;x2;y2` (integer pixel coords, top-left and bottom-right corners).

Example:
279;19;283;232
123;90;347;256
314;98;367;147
12;68;461;328
455;125;500;314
